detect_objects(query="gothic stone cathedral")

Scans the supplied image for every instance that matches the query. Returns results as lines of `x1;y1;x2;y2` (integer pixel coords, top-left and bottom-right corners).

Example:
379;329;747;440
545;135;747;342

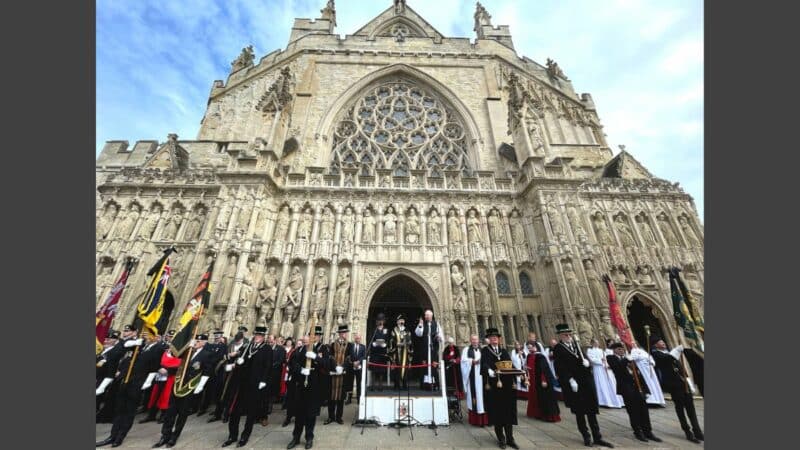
95;2;704;348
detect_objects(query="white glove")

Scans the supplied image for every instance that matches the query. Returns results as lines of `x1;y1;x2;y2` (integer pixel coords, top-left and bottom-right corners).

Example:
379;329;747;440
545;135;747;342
372;342;378;347
96;377;113;396
258;382;266;390
675;344;685;353
569;378;579;392
625;354;634;361
381;342;387;348
141;372;157;390
336;366;344;374
305;351;317;360
301;367;311;376
124;338;143;348
688;378;697;394
582;358;590;368
193;375;210;394
97;359;107;367
488;369;496;378
225;364;234;372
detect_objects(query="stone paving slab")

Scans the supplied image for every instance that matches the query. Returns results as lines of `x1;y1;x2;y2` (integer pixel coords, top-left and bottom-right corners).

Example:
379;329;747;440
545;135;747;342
97;398;704;449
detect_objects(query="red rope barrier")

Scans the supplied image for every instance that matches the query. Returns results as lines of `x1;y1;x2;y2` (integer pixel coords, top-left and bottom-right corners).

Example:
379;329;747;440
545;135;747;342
366;362;438;369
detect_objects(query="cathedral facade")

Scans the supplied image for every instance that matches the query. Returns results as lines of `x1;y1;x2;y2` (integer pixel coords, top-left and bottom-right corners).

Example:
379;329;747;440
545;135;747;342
95;1;704;348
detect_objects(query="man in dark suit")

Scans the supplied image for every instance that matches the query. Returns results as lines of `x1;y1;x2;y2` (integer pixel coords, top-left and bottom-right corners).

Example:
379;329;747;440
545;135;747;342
606;342;662;443
268;334;287;417
222;326;273;447
208;330;249;423
96;330;123;419
552;324;614;448
650;337;704;444
347;333;366;404
196;330;226;417
153;334;216;447
480;327;519;449
287;326;332;450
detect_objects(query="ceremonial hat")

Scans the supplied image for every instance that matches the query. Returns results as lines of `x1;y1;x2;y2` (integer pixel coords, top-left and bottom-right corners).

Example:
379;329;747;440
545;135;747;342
396;314;405;322
555;323;573;334
314;325;324;336
195;333;209;341
376;313;386;322
609;342;625;350
213;329;224;337
123;324;137;332
337;324;349;333
254;326;268;335
238;326;249;332
650;335;664;346
108;330;121;339
485;327;501;338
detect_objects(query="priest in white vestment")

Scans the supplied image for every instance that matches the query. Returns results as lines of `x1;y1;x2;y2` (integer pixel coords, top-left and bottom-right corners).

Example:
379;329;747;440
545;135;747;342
587;339;624;408
631;344;666;406
460;334;488;426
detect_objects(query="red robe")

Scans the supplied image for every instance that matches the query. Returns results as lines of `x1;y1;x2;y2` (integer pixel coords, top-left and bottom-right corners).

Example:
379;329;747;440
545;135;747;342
279;347;295;397
442;345;464;399
526;352;561;422
147;351;182;410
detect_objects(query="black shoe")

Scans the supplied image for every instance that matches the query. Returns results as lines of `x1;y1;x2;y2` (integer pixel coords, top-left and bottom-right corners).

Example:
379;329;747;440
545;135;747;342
208;415;221;423
644;432;662;442
633;431;648;442
685;430;701;443
304;439;313;449
166;437;177;447
222;417;229;424
222;437;238;447
507;440;519;449
140;416;156;424
324;418;334;425
153;435;168;448
156;416;165;424
693;430;704;441
287;438;300;449
197;408;208;417
582;435;592;447
594;438;614;448
336;418;344;425
282;417;292;427
237;438;248;447
111;439;123;448
498;437;506;449
96;437;114;447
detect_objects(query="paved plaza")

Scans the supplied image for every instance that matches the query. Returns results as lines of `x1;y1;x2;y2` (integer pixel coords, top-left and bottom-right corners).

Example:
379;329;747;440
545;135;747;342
96;397;704;449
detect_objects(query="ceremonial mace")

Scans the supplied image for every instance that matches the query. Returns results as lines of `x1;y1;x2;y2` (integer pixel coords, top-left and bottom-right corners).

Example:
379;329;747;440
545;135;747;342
304;311;319;388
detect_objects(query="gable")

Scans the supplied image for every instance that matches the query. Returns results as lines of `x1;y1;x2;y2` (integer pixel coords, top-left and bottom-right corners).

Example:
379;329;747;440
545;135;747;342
602;150;653;179
144;136;190;171
352;5;443;42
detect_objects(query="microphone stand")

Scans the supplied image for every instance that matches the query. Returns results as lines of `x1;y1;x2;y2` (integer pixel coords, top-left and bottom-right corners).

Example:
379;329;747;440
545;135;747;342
356;327;380;431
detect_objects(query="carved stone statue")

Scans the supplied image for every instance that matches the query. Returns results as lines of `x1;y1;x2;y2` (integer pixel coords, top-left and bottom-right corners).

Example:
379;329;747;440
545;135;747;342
658;214;679;246
575;311;594;344
510;210;526;244
334;267;351;313
297;209;312;240
96;206;118;240
684;269;703;293
231;45;255;73
96;265;114;299
563;261;583;305
473;266;491;311
614;215;637;247
320;207;334;240
428;210;441;244
636;215;658;245
547;202;564;238
273;206;290;241
138;206;161;240
637;265;654;285
380;174;391;187
610;266;626;285
593;215;614;245
456;313;469;346
583;260;606;307
405;209;420;244
474;1;492;33
467;210;483;243
362;210;376;243
280;304;296;338
679;216;702;247
567;205;585;236
447;210;462;244
117;205;141;240
161;210;183;241
546;58;567;80
488;210;505;244
599;310;616;342
341;207;355;242
216;203;231;233
240;261;256;307
237;206;251;232
257;266;278;321
282;265;304;310
221;254;239;304
394;0;406;15
383;206;397;243
451;265;467;310
311;267;329;316
185;208;206;241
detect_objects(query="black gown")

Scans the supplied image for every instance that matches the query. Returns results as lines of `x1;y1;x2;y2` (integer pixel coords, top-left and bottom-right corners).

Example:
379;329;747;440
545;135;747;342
480;346;518;426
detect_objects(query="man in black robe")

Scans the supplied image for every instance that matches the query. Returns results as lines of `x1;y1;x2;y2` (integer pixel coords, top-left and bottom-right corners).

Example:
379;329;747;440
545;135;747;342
552;324;614;448
414;309;443;390
222;326;273;447
268;334;287;417
196;329;226;417
325;325;353;424
287;326;332;449
606;342;662;443
96;330;123;421
480;327;519;449
209;331;249;423
368;313;390;391
650;337;704;444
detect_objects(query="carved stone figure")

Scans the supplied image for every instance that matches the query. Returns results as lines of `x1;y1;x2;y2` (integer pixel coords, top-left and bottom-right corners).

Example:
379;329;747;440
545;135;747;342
467;210;483;243
257;266;278;320
456;313;469;345
280;304;296;338
473;266;491;311
312;267;329;316
380;174;391;187
474;2;492;33
405;209;420;244
216;203;231;233
96;206;118;241
283;265;304;311
394;0;406;15
451;265;467;310
510;211;526;244
547;202;564;238
185;208;206;241
614;215;637;247
567;205;585;236
221;254;239;304
334;267;351;313
637;265;654;285
593;215;614;245
341;207;355;242
237;206;251;232
428;210;441;244
636;215;658;245
679;216;702;247
362;210;376;243
320;207;334;240
576;311;594;344
599;310;616;342
297;209;312;240
546;58;567;79
658;213;679;246
96;264;114;300
138;206;161;240
583;259;606;307
273;206;290;241
685;269;703;293
447;210;462;244
231;45;254;73
383;206;397;243
563;261;583;305
161;210;183;241
117;205;141;239
488;210;505;243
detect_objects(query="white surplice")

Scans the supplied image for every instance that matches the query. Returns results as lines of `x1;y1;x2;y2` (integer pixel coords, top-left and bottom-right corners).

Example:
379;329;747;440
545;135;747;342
587;347;624;407
631;347;666;405
460;345;485;414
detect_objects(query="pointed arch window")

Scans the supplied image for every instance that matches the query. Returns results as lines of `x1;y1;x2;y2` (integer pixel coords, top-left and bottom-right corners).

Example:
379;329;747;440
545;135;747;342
519;272;534;295
496;271;511;295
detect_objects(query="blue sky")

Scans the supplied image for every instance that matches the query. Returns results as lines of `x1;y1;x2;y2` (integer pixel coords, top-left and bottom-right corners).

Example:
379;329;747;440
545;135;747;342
97;0;703;219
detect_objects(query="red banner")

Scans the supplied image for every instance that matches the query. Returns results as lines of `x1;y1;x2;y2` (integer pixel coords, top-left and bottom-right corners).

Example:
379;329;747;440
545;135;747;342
604;275;634;349
96;260;133;353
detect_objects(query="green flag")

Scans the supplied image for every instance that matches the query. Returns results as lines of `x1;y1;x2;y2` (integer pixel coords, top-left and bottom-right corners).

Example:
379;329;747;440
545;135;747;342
669;268;704;357
674;268;704;335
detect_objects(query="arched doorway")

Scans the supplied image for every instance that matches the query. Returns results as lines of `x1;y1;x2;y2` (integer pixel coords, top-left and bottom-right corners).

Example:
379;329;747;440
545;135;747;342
626;295;670;349
365;273;433;343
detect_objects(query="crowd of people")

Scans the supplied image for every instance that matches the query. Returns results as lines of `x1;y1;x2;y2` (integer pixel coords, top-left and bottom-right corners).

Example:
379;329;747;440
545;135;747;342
96;313;703;449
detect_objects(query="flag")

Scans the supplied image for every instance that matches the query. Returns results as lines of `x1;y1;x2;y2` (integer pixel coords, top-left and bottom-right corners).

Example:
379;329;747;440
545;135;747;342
669;268;704;357
603;274;634;349
674;268;704;335
170;258;215;358
136;247;177;336
96;259;134;354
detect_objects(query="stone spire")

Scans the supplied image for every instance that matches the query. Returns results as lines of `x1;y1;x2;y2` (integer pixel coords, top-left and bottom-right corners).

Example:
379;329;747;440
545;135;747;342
474;2;492;38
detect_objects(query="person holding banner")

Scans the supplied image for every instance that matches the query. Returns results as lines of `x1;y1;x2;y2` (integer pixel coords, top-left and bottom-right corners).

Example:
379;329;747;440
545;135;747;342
651;337;704;444
606;342;662;443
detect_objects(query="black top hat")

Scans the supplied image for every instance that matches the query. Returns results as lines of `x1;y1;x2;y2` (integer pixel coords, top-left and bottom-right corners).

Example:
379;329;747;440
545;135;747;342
238;326;249;332
376;313;386;322
108;331;121;340
213;329;224;336
337;324;349;333
396;314;405;322
254;326;268;335
314;325;323;336
609;342;625;350
649;335;664;346
485;327;501;338
195;333;209;341
555;323;573;334
123;324;137;332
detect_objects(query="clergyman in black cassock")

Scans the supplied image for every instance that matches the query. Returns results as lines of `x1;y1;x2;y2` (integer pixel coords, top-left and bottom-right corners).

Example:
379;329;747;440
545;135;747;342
650;337;704;443
480;328;519;450
606;343;662;443
288;326;332;450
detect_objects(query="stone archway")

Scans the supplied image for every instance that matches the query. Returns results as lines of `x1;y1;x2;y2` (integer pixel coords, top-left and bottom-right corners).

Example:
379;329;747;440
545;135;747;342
623;292;674;350
364;272;434;343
